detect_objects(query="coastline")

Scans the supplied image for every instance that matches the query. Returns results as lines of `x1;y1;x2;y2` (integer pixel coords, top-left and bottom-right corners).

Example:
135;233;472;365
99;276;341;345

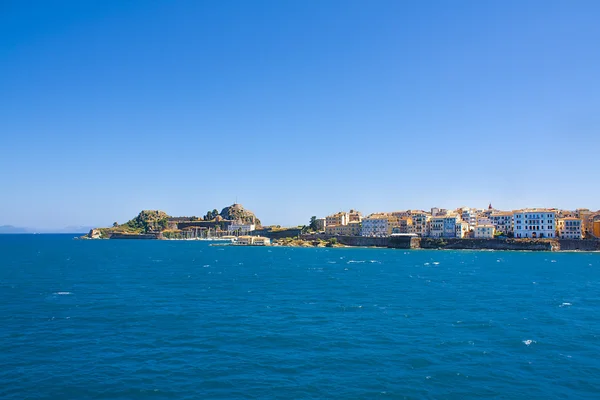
273;235;600;252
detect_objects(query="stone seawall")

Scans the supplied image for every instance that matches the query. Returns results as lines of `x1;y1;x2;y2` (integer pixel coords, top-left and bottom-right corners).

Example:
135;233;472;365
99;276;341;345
558;239;600;251
419;238;558;251
300;234;418;249
300;235;572;251
256;228;303;239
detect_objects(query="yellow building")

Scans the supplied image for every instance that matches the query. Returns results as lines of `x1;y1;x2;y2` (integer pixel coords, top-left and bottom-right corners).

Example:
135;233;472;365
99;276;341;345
557;218;583;239
326;212;349;227
593;220;600;238
474;224;495;239
397;217;414;234
348;210;362;223
325;221;361;236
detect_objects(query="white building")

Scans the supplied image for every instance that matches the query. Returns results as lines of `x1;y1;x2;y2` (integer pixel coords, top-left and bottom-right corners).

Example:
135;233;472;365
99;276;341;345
236;236;270;245
557;218;583;239
460;207;479;229
361;214;397;237
513;209;556;239
474;224;495;239
455;220;470;238
228;223;256;234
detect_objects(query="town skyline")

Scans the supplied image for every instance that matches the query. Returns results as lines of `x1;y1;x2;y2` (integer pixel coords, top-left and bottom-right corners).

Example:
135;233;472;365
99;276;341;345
3;200;600;233
2;1;600;229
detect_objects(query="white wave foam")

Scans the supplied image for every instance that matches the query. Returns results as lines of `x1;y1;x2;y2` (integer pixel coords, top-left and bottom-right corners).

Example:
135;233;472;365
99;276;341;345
54;292;72;295
559;302;572;307
432;262;440;265
523;339;536;346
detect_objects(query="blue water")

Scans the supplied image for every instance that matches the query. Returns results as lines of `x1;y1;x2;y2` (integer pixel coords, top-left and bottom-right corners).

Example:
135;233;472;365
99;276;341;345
1;235;600;399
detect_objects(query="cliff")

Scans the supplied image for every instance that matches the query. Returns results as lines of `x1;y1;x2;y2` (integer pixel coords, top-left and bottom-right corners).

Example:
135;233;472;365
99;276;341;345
220;203;261;227
86;210;170;238
86;205;263;239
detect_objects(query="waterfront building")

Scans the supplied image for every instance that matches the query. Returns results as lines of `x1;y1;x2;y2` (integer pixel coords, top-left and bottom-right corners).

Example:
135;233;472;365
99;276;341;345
397;217;414;234
325;221;361;236
576;209;593;235
429;214;464;238
593;218;600;238
429;216;445;237
474;224;495;239
513;209;556;238
409;210;430;237
490;212;514;235
236;236;270;246
460;207;478;229
228;223;256;234
557;218;583;239
326;212;349;227
455;220;470;238
444;214;462;238
476;217;493;226
361;214;398;237
252;237;271;246
348;210;363;223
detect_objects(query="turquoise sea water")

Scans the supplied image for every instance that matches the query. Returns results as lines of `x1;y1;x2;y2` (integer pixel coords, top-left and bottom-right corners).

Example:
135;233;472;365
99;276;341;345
1;234;600;399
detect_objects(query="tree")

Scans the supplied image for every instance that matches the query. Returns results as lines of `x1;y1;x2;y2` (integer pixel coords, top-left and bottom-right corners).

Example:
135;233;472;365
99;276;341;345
158;218;168;231
112;222;119;228
309;216;318;231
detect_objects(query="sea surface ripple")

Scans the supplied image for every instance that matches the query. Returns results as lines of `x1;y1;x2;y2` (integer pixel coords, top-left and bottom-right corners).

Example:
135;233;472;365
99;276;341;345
1;234;600;399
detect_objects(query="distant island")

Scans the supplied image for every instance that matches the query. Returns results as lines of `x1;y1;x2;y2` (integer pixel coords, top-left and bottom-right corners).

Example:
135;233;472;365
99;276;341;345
0;225;28;234
0;225;95;234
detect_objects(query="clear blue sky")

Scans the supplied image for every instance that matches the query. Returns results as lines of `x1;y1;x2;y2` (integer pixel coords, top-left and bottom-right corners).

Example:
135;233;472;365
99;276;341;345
1;0;599;229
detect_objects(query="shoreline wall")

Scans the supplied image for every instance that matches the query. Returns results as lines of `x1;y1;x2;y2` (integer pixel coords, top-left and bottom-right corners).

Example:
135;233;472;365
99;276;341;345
558;239;600;251
300;234;418;249
300;235;597;251
418;238;558;251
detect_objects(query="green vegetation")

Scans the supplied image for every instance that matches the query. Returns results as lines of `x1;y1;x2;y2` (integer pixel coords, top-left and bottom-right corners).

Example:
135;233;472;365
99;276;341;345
309;216;318;231
121;210;170;233
326;238;338;247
